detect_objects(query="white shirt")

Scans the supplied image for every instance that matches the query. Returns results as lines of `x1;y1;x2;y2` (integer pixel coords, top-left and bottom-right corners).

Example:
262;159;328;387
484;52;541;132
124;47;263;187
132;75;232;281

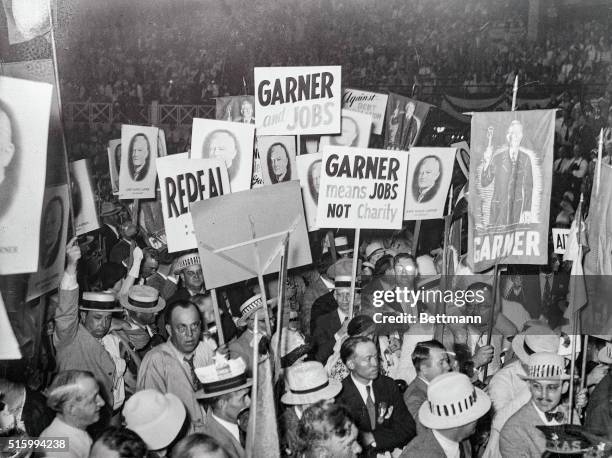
337;308;348;324
212;413;241;443
432;429;460;458
533;402;563;426
350;374;375;405
40;417;92;458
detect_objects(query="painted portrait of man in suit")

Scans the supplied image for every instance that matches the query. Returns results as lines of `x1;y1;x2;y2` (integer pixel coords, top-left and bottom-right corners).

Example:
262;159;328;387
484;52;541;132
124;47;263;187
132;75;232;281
0;104;18;217
480;120;534;227
202;129;240;180
307;159;322;203
267;142;291;184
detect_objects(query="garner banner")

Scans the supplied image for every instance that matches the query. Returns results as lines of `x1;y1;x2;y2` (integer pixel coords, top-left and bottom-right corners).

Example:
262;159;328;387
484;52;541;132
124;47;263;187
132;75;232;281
316;145;408;229
254;66;341;136
157;156;230;253
468;110;555;271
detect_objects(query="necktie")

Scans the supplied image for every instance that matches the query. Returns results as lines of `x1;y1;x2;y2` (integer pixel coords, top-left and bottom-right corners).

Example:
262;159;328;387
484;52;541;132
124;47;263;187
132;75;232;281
365;385;376;430
184;355;202;390
545;411;564;422
543;275;552;307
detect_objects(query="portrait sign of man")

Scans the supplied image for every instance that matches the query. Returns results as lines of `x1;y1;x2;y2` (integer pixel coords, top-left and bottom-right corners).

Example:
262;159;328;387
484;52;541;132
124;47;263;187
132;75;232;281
234;99;255;124
413;155;442;203
308;159;322;203
112;142;121;191
202;129;240;179
128;133;151;182
330;116;359;147
39;195;64;269
480;120;534;227
0;104;17;217
69;169;82;220
267;142;291;183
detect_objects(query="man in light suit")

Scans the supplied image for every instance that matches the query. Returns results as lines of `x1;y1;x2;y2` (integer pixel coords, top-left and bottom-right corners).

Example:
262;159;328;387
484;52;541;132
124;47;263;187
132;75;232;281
336;336;416;456
400;372;491;458
500;352;583;457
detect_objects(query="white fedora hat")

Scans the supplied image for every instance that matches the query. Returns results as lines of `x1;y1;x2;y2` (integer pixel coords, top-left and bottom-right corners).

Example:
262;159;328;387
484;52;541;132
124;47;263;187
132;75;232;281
281;361;342;406
120;285;166;314
519;352;573;381
123;389;186;451
597;343;612;365
511;325;560;364
419;372;491;430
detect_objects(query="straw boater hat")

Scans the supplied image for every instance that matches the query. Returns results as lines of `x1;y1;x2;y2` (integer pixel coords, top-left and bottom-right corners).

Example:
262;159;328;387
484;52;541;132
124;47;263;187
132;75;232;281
323;236;353;256
597;343;612;365
123;390;186;451
79;292;123;312
196;357;253;399
418;372;491;430
511;325;561;364
519;352;573;381
236;294;277;327
281;361;342;405
120;285;166;314
333;274;361;291
173;252;201;274
99;201;121;217
365;241;385;260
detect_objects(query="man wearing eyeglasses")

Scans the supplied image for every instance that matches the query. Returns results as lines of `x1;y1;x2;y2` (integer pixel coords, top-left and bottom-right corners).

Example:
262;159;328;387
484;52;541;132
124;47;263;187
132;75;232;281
137;300;228;434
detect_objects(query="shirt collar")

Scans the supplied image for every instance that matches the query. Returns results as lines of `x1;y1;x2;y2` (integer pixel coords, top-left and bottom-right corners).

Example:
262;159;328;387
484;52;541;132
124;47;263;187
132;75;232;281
337;308;348;323
532;401;562;425
432;430;460;457
350;374;374;404
212;413;240;442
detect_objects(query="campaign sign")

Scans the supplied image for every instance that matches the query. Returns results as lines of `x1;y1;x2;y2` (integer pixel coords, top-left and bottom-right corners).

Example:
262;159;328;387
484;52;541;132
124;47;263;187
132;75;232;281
404;147;456;220
157;156;230;253
342;88;388;135
552;228;570;255
254;66;341;136
70;159;100;236
316;145;408;229
468;110;555;271
319;109;372;149
296;152;322;231
119;125;161;199
0;76;51;274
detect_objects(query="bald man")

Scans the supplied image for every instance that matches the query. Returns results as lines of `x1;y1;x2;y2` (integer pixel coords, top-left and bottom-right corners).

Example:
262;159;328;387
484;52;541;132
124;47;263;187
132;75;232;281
414;156;441;203
0;108;15;185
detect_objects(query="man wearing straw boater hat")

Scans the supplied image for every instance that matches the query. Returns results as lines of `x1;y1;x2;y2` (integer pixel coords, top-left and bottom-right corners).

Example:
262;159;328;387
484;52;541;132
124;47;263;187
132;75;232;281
196;357;253;458
229;294;276;376
280;361;342;456
53;239;128;428
483;324;564;458
168;251;206;303
400;372;491;457
500;352;582;457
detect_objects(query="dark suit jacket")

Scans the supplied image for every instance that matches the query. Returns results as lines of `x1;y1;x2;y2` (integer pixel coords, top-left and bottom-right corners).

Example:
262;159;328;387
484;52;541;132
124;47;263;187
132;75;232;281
481;148;533;227
309;291;339;336
204;410;244;458
499;401;546;457
337;374;416;455
519;271;570;322
311;309;341;364
279;406;301;456
403;376;428;434
416;185;438;203
585;372;612;439
299;276;331;337
98;224;119;259
400;116;419;149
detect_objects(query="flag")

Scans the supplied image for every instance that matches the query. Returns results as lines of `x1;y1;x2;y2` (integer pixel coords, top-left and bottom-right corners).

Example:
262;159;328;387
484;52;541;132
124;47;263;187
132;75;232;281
565;198;588;317
564;196;589;263
245;358;280;458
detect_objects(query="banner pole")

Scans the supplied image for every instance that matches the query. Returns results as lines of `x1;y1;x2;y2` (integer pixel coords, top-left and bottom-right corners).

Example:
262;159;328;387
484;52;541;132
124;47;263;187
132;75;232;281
412;221;421;255
210;289;225;346
274;233;290;379
348;228;361;320
511;75;519;111
245;309;259;458
434;188;453;343
297;135;301;156
249;215;272;335
327;230;337;263
597;128;603;195
482;263;500;381
580;334;589;390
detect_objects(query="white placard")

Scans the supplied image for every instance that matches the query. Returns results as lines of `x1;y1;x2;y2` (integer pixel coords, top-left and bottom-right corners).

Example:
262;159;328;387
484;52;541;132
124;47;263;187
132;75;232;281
342;88;388;135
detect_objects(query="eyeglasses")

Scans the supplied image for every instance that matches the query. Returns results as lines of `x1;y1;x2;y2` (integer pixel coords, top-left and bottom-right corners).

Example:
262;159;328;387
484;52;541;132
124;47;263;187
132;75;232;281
176;322;201;335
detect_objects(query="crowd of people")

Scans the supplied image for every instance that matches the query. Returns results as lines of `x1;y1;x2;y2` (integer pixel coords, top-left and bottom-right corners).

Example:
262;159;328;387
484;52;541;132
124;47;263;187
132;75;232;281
58;0;610;106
